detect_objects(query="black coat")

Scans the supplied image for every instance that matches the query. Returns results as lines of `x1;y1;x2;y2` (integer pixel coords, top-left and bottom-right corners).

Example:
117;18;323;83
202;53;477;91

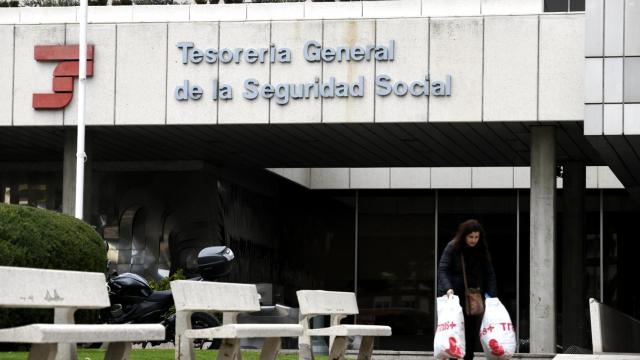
437;240;498;298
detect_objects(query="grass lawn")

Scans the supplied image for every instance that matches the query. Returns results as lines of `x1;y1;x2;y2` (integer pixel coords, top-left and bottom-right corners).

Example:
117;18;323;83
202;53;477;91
0;349;308;360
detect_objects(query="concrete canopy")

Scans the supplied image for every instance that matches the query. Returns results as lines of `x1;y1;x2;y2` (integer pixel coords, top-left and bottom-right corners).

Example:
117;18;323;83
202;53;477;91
0;122;602;168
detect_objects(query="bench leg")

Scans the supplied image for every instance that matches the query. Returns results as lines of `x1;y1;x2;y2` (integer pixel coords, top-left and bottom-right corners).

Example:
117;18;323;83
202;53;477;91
298;341;315;360
217;339;241;360
176;334;195;360
54;343;77;360
53;307;78;360
28;343;57;360
176;311;195;360
104;342;132;360
328;336;348;360
259;338;281;360
357;337;374;360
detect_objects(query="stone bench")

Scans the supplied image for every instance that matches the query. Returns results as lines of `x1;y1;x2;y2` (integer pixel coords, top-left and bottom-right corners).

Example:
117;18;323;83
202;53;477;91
588;298;640;355
170;280;304;360
0;266;165;360
296;290;392;360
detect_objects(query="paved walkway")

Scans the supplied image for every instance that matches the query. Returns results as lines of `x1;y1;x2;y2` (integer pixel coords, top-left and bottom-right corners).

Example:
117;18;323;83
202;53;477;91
345;351;555;359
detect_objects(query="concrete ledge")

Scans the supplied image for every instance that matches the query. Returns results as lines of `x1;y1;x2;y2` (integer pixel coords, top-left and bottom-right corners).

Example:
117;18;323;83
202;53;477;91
0;8;20;24
246;2;304;21
597;166;624;188
267;168;311;188
304;2;362;20
472;166;514;188
3;2;558;25
390;167;431;188
363;0;422;18
514;166;531;188
481;0;542;15
350;168;390;189
274;166;625;190
189;4;246;21
20;7;76;24
310;168;349;189
421;0;481;17
88;6;133;23
431;167;472;188
132;5;190;23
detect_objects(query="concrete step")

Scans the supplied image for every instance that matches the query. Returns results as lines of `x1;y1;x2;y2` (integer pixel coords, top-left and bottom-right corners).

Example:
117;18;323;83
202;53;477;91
554;355;640;360
345;350;556;359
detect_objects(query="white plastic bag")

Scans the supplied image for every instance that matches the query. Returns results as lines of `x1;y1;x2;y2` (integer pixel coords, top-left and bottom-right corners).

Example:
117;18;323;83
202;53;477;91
479;298;516;360
434;295;466;359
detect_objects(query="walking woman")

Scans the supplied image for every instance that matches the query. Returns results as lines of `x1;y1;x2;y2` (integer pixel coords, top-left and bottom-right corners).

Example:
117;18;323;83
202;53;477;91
437;219;498;360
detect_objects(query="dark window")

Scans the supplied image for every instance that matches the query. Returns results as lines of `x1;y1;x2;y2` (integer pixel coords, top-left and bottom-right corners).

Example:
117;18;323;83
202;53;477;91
0;172;62;210
279;190;356;302
545;0;569;12
603;191;640;320
519;192;530;352
357;191;436;351
570;0;585;11
438;190;517;353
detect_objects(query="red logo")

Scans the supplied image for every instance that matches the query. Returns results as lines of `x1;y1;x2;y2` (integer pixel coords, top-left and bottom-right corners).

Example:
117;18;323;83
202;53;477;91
32;45;94;110
445;337;463;358
489;339;505;356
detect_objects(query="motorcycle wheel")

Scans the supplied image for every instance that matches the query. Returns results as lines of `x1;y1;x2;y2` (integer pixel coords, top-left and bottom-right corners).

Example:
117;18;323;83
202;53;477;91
191;312;221;350
165;312;221;350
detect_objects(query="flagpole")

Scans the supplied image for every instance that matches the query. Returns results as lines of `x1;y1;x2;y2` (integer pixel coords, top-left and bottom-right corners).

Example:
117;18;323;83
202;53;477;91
75;0;88;220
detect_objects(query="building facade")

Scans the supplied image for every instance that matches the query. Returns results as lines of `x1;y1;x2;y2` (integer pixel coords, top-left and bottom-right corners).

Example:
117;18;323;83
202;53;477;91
0;0;638;354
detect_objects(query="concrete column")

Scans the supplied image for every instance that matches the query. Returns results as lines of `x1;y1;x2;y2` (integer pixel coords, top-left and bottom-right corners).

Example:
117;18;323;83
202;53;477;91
530;126;556;353
62;128;92;220
561;162;586;348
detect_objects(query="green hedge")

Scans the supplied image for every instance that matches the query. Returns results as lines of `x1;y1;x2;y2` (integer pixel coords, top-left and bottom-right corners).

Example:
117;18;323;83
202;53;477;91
0;203;107;341
0;203;105;271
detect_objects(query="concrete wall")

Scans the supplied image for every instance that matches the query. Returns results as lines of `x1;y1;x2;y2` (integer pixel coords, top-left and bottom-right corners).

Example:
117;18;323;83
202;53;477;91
0;10;584;126
585;0;640;135
268;166;624;189
0;0;547;24
583;0;640;191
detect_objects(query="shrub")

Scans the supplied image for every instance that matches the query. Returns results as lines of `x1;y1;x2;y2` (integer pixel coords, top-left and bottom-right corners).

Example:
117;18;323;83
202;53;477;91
0;203;107;341
148;268;186;291
0;203;105;272
132;0;171;5
21;0;79;6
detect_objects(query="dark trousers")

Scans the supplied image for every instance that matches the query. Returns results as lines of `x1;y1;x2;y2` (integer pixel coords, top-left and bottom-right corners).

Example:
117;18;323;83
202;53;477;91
463;311;481;359
450;311;481;360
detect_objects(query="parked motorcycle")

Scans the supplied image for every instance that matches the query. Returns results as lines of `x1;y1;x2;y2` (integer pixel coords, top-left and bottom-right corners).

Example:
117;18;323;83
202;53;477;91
99;245;235;348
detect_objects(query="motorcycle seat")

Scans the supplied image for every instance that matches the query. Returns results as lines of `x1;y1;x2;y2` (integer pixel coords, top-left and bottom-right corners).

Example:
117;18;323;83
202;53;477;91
148;290;173;304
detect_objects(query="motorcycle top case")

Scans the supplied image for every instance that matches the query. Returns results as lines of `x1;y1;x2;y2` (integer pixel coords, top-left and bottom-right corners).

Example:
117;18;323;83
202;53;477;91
479;298;516;360
197;246;235;280
434;295;466;359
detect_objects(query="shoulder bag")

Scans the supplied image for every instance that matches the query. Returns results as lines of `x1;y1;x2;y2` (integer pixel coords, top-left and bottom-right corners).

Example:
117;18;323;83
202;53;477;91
461;253;484;316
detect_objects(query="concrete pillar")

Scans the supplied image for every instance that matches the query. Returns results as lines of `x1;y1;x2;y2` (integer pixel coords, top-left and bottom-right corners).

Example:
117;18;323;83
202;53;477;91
530;126;556;353
561;162;587;348
62;128;92;220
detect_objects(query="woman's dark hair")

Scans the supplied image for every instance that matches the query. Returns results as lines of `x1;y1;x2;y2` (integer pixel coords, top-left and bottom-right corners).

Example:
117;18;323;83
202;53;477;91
452;219;490;259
